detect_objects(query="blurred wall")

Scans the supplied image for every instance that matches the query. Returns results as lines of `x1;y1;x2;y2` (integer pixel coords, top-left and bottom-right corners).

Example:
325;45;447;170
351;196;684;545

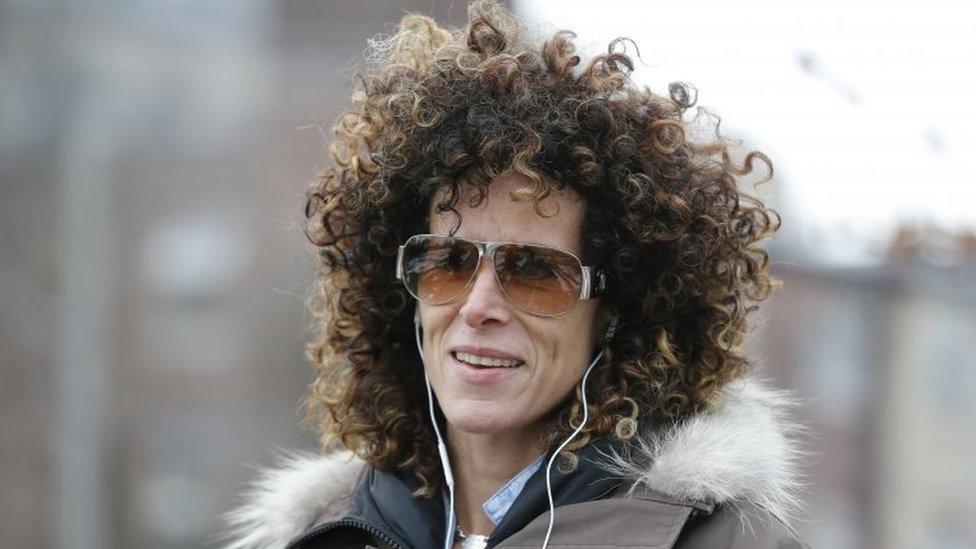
0;2;480;548
753;251;976;548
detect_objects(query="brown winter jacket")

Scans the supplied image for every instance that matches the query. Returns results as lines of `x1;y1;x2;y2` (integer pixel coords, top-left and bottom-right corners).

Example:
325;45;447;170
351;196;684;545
221;377;809;548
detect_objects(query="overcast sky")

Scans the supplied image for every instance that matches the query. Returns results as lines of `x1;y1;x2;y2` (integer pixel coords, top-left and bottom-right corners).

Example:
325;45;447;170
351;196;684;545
516;0;976;255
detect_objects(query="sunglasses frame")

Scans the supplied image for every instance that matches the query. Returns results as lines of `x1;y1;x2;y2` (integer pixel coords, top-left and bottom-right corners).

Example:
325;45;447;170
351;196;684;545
395;233;606;317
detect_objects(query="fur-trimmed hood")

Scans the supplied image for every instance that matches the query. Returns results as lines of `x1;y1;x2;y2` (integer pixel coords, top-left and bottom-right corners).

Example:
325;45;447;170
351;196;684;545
219;376;806;549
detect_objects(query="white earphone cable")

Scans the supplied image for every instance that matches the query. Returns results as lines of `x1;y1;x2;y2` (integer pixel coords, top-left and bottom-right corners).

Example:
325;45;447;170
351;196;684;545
540;348;602;549
415;311;456;549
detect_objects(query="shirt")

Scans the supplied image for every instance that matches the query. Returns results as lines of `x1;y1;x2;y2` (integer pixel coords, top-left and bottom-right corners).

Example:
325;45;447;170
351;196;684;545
482;453;545;525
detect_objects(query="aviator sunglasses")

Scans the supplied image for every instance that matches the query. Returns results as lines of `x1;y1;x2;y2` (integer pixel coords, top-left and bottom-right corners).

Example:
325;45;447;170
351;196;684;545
395;234;606;317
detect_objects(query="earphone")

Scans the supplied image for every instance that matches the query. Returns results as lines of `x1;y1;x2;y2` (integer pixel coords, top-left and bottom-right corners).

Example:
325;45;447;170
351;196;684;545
414;308;457;549
539;346;603;549
413;307;617;549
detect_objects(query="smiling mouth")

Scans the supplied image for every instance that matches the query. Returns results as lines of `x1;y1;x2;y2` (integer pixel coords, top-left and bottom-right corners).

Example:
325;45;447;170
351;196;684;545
452;351;524;368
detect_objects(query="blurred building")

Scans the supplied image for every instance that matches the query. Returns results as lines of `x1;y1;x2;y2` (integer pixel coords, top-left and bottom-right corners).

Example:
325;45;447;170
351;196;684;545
755;228;976;549
1;1;477;548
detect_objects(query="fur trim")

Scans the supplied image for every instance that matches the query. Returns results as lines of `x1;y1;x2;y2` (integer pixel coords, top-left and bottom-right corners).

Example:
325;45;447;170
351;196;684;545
218;450;365;549
597;375;808;528
218;376;806;548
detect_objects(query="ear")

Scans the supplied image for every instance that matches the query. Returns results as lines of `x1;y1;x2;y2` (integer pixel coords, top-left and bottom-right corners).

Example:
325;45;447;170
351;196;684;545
604;315;619;342
593;307;618;347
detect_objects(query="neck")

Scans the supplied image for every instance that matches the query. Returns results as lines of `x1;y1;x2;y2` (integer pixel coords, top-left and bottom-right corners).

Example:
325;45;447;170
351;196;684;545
447;424;546;537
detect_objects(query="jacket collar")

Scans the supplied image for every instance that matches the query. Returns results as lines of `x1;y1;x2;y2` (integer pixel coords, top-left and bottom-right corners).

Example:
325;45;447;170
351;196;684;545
219;375;806;548
597;375;807;524
342;437;625;549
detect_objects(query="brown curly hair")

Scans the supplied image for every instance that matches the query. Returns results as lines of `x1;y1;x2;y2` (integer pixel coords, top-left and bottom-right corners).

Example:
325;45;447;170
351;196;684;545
302;1;780;497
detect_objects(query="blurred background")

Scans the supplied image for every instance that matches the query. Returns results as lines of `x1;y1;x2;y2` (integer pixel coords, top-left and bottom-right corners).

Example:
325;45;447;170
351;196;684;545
1;1;973;548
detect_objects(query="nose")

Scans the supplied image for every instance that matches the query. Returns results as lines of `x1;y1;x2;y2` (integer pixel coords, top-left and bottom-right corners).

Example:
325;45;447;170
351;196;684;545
458;258;512;329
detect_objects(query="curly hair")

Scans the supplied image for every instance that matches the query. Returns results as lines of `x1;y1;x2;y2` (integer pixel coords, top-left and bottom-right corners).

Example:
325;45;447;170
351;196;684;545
302;1;780;497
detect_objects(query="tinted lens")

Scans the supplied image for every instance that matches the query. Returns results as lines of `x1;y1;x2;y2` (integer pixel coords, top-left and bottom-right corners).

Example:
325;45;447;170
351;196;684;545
494;244;583;316
401;235;480;304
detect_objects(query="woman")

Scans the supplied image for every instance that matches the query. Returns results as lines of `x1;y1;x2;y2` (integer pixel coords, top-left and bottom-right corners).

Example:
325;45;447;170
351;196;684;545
223;2;807;548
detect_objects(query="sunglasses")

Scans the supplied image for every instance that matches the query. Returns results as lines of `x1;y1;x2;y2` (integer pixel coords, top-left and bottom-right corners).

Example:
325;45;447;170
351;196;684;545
395;234;605;317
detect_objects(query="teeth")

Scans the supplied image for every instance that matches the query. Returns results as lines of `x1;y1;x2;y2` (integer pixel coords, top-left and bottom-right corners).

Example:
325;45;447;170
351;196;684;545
454;351;521;368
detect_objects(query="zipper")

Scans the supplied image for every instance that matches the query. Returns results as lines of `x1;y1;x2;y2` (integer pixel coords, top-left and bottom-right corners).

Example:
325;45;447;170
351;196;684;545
286;516;408;549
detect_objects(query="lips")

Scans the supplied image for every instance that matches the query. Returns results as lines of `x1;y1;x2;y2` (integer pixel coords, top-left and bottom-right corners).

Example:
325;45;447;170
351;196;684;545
452;351;522;368
449;346;524;369
447;346;525;385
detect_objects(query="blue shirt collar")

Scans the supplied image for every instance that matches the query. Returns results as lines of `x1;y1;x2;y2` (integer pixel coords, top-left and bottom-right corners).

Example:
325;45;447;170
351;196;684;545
481;453;545;525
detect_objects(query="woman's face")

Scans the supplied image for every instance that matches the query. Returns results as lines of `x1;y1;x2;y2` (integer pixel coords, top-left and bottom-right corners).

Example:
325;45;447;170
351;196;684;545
419;172;601;439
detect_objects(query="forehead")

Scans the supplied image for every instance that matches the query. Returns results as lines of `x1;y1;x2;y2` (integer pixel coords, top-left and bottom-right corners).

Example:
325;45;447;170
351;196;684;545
428;172;585;254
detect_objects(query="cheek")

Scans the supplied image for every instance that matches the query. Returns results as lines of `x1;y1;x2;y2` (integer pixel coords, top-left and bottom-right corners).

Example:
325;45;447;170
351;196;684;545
419;304;459;363
566;303;600;347
536;308;599;376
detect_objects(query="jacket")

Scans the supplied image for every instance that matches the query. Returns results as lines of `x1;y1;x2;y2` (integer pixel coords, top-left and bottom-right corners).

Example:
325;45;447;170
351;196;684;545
221;376;809;548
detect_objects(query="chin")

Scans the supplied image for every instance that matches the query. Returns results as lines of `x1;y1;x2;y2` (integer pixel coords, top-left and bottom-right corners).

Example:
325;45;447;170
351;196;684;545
443;399;523;434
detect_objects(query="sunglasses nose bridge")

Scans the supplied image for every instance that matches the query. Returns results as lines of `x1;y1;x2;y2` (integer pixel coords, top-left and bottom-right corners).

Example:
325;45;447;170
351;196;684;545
468;241;499;292
481;241;508;291
456;241;513;323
